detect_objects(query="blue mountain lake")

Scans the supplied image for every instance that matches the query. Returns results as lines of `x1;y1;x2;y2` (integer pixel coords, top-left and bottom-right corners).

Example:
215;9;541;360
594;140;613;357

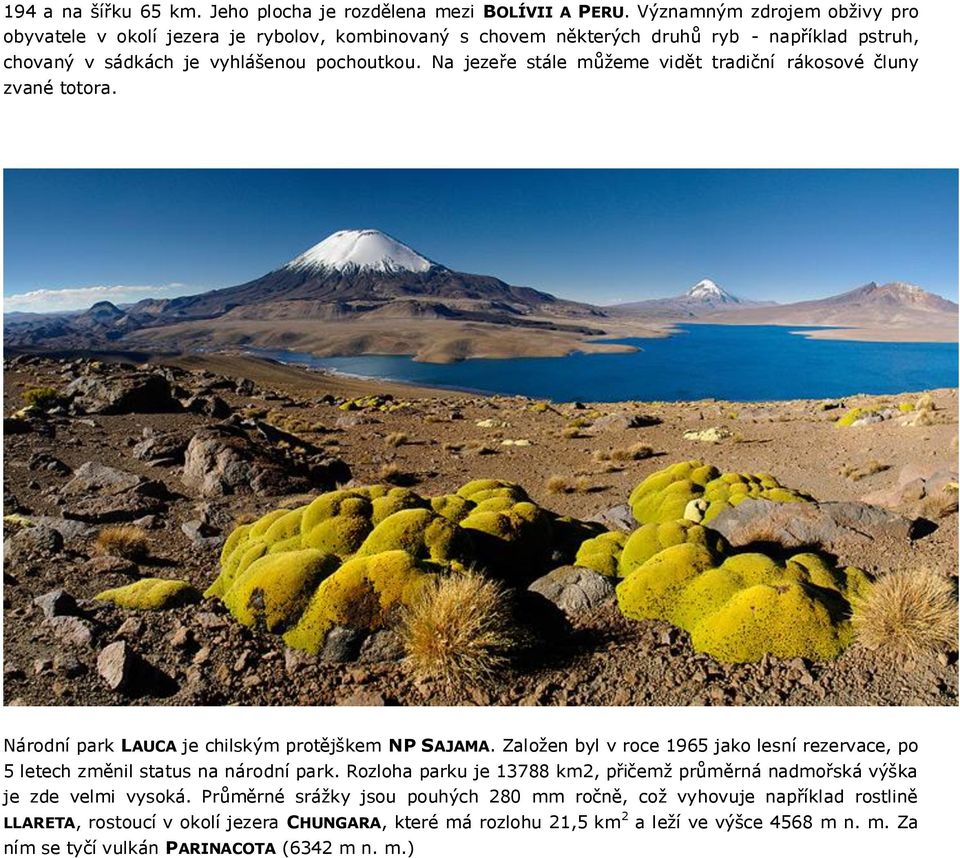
251;324;958;403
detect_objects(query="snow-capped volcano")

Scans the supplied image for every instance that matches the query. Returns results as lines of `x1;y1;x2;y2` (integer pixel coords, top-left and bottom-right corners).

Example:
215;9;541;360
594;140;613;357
611;278;759;317
101;228;605;331
285;229;438;275
685;279;741;305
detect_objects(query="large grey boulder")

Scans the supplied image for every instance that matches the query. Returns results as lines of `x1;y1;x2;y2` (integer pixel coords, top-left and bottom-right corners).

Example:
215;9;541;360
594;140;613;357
706;498;919;551
181;425;312;497
65;373;181;415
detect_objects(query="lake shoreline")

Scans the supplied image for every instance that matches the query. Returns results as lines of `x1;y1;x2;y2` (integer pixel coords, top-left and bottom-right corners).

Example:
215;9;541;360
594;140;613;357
240;323;959;404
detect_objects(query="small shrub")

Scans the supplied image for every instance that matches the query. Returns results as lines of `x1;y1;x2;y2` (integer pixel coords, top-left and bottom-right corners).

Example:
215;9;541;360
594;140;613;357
546;475;573;494
401;571;517;691
96;525;150;560
852;568;958;662
560;426;584;440
385;431;409;448
22;386;61;410
442;442;463;453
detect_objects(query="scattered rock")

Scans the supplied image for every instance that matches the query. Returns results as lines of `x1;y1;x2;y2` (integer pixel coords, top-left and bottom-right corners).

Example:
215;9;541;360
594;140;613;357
97;641;138;691
321;627;366;663
53;651;83;677
338;689;386;707
169;625;194;649
116;617;144;638
683;427;731;444
183;395;231;419
85;555;139;577
4;525;64;560
284;647;314;674
588;504;635;532
528;566;617;615
57;462;169;522
861;465;958;520
33;589;78;619
358;629;405;663
132;430;190;465
592;413;656;432
46;616;94;648
21;516;93;541
181;519;224;550
28;452;71;475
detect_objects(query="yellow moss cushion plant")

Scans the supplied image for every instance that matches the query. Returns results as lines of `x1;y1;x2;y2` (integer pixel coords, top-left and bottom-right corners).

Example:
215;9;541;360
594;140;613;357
615;540;871;663
95;578;201;610
628;460;812;525
206;480;598;654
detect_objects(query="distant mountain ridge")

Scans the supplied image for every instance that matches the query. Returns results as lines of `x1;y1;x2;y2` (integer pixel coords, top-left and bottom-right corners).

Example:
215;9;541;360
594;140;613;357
697;280;958;330
3;229;609;353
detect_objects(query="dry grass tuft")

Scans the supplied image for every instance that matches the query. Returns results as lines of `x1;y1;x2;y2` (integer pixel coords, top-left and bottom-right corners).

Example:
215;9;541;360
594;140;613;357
385;431;409;448
852;568;958;662
840;460;890;481
95;525;150;560
546;475;593;494
442;441;464;453
594;442;654;463
546;475;573;494
464;441;497;456
377;463;417;486
401;571;517;691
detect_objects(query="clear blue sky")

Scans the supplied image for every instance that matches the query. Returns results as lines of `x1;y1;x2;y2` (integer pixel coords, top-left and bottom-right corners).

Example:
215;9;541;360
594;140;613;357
3;169;957;312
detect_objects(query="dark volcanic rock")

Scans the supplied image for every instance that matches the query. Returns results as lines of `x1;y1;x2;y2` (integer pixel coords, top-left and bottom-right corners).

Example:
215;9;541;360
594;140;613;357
132;429;191;465
4;524;64;559
57;462;169;522
33;589;79;619
183;395;231;419
591;413;659;432
181;519;224;550
65;372;181;415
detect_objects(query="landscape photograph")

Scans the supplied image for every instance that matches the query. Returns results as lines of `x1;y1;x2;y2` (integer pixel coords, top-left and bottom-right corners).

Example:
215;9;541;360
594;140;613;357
2;168;958;707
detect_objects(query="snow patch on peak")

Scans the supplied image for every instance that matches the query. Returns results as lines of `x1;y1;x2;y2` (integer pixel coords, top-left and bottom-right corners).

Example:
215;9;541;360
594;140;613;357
685;279;738;302
285;230;437;274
